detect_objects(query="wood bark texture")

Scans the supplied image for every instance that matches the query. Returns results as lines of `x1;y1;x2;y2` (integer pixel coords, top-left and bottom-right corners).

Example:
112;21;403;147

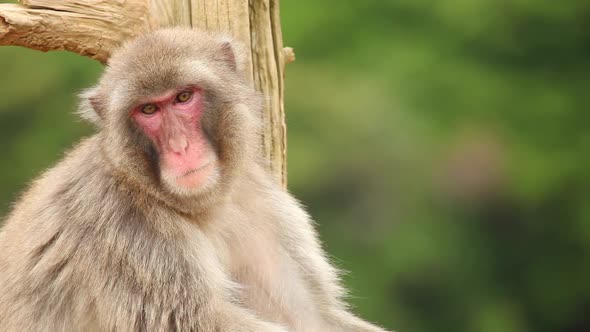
0;0;290;186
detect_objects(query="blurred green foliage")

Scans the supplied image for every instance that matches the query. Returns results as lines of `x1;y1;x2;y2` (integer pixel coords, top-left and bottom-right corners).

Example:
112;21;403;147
1;1;589;331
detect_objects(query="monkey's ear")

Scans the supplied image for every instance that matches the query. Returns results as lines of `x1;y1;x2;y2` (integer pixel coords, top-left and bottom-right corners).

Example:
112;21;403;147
220;42;237;71
218;39;245;72
77;87;105;126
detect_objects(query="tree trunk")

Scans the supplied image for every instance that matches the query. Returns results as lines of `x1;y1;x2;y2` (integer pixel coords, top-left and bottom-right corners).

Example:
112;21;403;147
0;0;293;186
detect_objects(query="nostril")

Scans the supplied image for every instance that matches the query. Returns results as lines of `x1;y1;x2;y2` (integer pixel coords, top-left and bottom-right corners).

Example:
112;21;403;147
169;136;189;154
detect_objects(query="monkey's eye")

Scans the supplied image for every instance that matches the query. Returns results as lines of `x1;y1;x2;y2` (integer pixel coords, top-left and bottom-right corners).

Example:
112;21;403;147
141;103;159;115
175;91;193;103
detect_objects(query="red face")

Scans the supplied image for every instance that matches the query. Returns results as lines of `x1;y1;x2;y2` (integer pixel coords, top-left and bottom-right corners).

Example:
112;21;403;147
131;87;216;193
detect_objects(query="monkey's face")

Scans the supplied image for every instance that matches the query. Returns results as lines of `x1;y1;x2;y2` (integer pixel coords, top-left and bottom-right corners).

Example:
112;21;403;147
81;28;260;205
130;87;219;194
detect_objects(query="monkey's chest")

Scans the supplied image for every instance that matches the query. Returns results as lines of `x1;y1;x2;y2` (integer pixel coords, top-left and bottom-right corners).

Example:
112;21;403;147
225;234;326;330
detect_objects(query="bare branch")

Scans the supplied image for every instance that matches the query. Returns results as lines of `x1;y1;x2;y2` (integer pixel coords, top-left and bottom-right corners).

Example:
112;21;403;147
0;0;153;63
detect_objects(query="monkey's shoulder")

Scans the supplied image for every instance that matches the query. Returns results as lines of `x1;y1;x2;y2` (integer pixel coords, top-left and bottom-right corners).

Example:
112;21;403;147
228;170;313;231
0;135;132;242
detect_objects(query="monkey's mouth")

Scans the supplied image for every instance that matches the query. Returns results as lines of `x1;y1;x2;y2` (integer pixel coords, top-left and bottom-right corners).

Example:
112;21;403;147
161;147;217;191
176;161;213;179
165;159;217;191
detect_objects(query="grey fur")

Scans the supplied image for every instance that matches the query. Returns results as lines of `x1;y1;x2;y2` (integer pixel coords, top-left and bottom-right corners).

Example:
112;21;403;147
0;28;388;332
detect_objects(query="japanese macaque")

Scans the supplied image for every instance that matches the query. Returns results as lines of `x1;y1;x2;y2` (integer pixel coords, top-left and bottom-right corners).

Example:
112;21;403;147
0;28;388;332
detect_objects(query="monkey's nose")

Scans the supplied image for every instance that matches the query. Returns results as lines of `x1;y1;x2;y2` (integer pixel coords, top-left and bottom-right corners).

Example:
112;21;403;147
169;136;189;154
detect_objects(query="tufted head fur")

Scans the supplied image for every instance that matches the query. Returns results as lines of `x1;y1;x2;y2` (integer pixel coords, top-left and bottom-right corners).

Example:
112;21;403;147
78;28;262;216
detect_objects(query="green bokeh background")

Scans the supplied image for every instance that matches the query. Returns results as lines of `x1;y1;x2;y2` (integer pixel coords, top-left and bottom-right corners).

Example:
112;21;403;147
1;1;589;331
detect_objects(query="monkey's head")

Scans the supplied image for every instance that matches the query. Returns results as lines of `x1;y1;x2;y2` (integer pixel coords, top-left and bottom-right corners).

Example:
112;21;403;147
79;28;262;212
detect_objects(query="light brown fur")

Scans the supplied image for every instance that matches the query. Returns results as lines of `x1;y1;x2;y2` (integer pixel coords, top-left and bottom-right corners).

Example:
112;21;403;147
0;28;388;332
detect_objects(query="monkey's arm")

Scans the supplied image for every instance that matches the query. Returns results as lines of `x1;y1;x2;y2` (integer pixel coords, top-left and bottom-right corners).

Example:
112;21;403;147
273;191;389;332
0;216;288;332
88;226;290;332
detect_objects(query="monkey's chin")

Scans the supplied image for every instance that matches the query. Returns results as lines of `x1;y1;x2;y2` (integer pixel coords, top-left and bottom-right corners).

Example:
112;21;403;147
162;162;218;196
